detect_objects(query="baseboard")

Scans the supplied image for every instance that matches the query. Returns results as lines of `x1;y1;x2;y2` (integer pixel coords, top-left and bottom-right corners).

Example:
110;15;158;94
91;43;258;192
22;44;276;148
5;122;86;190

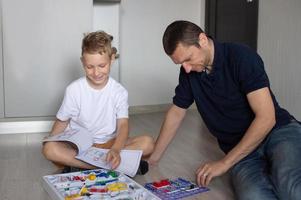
0;103;197;134
129;103;172;114
0;120;54;134
129;103;197;114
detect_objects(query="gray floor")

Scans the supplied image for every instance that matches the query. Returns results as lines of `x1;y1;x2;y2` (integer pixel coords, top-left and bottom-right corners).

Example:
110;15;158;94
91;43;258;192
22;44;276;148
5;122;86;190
0;110;234;200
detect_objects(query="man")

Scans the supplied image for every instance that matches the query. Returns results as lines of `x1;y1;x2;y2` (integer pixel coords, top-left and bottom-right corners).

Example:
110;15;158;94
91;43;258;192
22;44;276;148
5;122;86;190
148;20;301;200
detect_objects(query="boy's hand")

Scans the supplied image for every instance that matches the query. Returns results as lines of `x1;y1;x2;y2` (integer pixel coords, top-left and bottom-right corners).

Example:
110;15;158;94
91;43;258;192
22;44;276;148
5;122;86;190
106;149;121;170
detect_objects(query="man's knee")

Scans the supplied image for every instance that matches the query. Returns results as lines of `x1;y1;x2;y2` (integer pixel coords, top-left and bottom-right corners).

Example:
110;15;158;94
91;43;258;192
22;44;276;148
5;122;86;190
235;186;262;200
276;170;301;200
234;183;277;200
231;163;278;200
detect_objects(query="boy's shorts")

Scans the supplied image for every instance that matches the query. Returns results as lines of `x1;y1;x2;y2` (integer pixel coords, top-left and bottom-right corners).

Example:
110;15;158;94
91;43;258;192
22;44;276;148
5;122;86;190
92;138;116;149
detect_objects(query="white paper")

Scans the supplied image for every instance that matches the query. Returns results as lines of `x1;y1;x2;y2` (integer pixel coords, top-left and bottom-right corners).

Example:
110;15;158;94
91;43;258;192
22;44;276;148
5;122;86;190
43;129;93;154
43;130;143;177
76;147;142;177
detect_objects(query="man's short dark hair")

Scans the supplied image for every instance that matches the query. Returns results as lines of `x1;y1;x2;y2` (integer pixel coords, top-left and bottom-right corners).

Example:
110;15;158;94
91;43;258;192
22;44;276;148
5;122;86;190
162;20;204;55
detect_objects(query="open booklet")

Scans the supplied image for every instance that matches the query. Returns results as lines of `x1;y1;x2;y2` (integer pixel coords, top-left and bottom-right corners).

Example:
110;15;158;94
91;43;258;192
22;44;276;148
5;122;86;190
43;129;143;177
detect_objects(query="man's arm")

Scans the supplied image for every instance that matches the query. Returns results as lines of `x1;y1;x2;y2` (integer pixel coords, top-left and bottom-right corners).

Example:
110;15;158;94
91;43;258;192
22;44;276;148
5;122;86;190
222;87;276;166
197;87;276;186
148;104;187;165
50;118;70;136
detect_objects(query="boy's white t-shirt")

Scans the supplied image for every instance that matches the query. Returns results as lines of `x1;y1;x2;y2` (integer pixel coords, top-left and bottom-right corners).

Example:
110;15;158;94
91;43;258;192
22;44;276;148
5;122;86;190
56;76;129;144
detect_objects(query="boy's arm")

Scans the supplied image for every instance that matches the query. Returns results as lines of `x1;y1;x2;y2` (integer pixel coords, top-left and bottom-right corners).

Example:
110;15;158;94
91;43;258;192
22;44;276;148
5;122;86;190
112;118;129;151
50;118;70;136
106;118;129;169
148;104;187;165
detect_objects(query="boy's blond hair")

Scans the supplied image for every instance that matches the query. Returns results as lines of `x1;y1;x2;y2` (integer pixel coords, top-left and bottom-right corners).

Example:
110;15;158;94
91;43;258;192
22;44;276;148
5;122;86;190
81;31;118;58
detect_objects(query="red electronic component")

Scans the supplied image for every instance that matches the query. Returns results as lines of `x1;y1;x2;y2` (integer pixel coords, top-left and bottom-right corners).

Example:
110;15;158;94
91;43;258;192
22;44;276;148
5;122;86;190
89;188;108;193
152;179;170;188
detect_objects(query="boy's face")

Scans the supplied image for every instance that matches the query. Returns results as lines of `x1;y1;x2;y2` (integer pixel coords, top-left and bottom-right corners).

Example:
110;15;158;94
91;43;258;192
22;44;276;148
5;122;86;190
81;52;114;90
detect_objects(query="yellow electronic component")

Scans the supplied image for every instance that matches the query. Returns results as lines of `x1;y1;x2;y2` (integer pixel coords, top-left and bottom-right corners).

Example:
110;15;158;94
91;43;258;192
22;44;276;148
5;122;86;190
107;182;127;192
87;173;96;181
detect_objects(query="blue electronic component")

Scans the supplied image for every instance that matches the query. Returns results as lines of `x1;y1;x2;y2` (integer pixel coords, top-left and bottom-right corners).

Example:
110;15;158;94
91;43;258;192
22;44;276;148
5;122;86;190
144;178;209;200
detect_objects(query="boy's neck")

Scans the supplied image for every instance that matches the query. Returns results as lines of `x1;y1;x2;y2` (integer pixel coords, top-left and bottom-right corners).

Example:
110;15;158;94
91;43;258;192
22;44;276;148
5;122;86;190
85;76;109;90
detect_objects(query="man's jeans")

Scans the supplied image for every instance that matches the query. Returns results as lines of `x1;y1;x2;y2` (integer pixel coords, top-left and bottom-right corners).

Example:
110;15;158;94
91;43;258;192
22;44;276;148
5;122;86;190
230;121;301;200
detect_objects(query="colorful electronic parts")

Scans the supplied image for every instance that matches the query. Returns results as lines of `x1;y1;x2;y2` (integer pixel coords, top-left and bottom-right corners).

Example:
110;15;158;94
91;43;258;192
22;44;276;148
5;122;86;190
64;193;81;200
43;169;160;200
145;178;210;200
53;180;84;189
107;182;127;192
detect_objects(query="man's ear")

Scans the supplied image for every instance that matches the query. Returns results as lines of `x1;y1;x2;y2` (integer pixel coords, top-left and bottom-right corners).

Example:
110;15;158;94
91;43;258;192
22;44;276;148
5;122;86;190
198;33;208;47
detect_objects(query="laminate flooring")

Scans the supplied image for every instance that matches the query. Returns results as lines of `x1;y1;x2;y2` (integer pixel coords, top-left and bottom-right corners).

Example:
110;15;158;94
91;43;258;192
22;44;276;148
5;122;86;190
0;110;234;200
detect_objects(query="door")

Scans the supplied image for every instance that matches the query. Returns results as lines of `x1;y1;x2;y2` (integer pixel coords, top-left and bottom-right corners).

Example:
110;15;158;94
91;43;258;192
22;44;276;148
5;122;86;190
205;0;258;50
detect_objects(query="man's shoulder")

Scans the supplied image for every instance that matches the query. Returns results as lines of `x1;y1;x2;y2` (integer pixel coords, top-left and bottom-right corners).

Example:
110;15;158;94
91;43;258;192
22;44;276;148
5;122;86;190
222;42;258;58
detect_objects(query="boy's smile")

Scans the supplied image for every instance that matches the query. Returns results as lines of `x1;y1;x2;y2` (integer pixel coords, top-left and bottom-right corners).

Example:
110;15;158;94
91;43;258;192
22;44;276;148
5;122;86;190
81;52;114;90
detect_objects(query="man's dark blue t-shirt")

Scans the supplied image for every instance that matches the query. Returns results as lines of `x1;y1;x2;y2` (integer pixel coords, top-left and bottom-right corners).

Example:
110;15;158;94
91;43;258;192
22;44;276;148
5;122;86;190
173;40;294;153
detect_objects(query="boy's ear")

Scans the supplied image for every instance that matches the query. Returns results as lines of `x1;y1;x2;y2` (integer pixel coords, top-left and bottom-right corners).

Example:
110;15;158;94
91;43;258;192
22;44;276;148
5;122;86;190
110;54;116;64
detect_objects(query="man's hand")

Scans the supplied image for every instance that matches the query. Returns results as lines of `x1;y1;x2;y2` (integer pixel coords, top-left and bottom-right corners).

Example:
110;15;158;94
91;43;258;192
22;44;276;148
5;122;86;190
106;149;121;170
196;159;231;187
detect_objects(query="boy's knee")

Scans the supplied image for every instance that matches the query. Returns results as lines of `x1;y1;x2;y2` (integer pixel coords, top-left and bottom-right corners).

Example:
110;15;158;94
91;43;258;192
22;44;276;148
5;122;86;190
141;135;155;155
42;142;59;160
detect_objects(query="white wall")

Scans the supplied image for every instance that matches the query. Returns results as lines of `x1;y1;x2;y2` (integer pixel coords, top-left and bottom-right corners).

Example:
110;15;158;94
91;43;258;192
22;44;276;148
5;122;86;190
258;0;301;119
119;0;205;106
0;0;3;117
0;0;205;119
93;2;120;81
1;0;92;117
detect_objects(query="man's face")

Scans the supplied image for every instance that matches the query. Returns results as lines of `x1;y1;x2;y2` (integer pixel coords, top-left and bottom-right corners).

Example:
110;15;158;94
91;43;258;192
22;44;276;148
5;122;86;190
170;42;210;73
81;52;113;89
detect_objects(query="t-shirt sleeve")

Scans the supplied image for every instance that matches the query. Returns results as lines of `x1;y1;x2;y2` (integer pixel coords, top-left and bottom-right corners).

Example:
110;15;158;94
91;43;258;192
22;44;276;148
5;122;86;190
173;67;194;109
237;48;270;94
115;89;129;119
56;86;79;121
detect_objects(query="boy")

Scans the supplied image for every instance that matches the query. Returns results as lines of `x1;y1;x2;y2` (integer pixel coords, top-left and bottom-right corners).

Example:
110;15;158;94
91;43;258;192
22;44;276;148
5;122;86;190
43;31;154;174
